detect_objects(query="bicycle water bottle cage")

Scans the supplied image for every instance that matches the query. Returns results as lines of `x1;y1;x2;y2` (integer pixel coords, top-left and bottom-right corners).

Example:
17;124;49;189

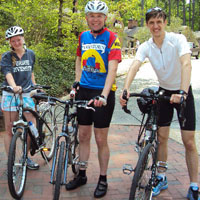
157;161;168;173
137;87;158;114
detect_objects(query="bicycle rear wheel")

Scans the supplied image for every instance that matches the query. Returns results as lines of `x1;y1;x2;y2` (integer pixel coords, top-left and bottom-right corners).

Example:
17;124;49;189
129;143;155;200
53;141;65;200
7;131;27;199
40;109;56;161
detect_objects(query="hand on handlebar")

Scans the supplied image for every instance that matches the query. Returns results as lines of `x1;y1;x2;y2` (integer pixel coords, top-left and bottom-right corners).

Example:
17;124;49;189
170;93;186;127
13;86;22;94
70;81;80;99
120;89;131;114
170;93;186;104
120;89;129;107
88;95;107;107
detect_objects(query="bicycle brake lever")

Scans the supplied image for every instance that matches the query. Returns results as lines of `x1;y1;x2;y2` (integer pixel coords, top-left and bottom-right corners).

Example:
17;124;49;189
179;96;186;127
85;106;95;112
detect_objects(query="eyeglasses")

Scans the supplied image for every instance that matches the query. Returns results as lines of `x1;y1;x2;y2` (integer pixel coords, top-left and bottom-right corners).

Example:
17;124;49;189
146;7;162;14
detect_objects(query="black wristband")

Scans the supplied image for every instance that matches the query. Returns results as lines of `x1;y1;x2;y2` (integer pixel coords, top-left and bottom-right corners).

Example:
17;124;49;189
100;95;107;100
72;81;80;89
178;90;188;96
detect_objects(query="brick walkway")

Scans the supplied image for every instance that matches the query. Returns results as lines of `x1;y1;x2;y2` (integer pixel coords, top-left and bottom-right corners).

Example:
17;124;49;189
0;124;199;200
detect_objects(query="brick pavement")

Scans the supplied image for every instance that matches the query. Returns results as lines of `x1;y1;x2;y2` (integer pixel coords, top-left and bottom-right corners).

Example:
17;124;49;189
0;124;200;200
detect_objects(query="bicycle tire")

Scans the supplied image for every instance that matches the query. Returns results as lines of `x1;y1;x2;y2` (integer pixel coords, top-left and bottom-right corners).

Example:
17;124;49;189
7;131;27;199
71;121;79;174
53;141;65;200
129;143;155;200
40;109;56;161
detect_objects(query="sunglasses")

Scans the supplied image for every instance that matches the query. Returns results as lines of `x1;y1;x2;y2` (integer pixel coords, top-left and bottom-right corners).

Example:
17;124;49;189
146;7;162;14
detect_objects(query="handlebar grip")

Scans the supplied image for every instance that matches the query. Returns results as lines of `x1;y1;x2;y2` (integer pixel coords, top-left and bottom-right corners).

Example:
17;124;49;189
122;89;131;114
122;89;128;101
70;90;76;99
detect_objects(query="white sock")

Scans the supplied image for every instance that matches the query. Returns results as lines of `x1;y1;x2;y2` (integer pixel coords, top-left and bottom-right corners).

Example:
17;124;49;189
157;173;166;180
190;182;198;189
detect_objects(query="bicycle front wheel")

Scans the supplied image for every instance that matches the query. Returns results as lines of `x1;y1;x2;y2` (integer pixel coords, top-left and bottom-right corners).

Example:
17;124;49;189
40;109;56;161
53;141;65;200
71;122;79;174
129;143;155;200
7;131;27;199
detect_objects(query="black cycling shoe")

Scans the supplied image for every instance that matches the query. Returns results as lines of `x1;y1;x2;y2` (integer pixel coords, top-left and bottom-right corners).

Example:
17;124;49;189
65;175;87;190
94;180;108;198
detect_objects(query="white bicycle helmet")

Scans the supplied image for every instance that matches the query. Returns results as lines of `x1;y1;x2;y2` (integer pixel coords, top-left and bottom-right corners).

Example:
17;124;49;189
5;26;24;39
85;0;108;16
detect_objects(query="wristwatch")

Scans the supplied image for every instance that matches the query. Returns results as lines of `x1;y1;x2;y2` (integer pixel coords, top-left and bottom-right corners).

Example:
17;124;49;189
178;90;188;96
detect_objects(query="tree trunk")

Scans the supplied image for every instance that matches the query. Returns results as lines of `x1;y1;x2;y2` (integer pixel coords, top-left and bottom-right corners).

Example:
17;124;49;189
191;0;195;30
182;0;186;25
168;0;171;24
57;0;64;45
73;0;77;13
141;0;144;26
177;0;179;17
189;0;191;27
199;0;200;30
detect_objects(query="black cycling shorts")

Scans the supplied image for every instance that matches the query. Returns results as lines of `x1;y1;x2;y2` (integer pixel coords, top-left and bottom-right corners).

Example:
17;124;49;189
157;86;196;131
76;87;115;128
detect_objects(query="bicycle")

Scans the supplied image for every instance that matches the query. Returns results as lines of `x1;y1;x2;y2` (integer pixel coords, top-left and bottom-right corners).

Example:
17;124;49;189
3;85;57;200
122;87;186;200
42;94;95;200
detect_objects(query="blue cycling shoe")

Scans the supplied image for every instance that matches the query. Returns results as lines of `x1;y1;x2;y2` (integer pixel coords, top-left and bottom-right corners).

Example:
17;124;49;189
27;157;39;170
152;176;168;196
187;186;200;200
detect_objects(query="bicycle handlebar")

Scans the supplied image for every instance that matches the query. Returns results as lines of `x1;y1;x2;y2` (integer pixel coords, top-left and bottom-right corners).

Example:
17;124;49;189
1;84;51;93
31;94;95;112
122;89;186;127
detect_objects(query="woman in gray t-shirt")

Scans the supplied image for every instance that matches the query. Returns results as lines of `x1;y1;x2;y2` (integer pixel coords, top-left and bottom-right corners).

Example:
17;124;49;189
0;26;39;170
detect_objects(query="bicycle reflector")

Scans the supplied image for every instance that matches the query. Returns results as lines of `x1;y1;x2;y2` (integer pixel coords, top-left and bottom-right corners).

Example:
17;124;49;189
42;147;50;151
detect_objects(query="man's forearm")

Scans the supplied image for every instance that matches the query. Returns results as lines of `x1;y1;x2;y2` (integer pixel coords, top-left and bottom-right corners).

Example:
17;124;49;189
180;54;192;93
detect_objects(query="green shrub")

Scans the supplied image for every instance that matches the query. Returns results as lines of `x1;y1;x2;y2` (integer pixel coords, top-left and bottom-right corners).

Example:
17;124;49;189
35;56;75;97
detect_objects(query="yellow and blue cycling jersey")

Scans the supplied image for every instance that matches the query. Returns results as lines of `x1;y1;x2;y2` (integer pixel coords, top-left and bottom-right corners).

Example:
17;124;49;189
77;27;121;91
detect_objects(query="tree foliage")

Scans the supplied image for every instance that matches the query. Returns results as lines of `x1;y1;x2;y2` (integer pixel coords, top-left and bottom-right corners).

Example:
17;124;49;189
0;0;199;96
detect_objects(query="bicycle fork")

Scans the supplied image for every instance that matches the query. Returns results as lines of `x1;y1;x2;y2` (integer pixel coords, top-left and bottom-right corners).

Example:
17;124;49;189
50;136;61;184
50;134;70;185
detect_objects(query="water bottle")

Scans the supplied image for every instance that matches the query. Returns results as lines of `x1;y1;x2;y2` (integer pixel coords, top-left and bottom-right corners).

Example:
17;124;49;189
28;121;39;146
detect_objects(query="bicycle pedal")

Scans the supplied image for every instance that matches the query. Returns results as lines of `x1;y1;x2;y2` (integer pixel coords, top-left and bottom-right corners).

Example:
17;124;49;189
122;164;134;175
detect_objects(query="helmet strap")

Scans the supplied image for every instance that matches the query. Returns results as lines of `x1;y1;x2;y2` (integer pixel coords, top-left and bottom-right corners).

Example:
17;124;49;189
92;27;104;34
